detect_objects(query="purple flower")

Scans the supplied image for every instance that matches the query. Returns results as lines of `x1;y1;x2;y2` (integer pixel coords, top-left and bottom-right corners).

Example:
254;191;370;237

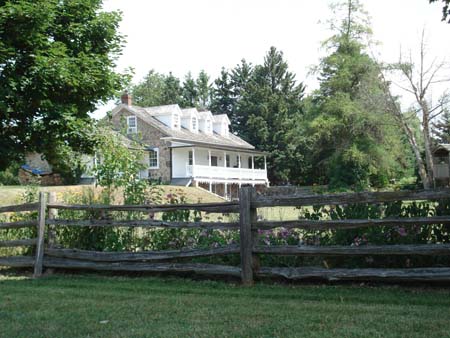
397;227;408;237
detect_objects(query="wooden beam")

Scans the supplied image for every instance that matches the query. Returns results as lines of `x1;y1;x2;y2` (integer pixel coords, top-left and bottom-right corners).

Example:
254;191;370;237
47;192;57;250
0;203;39;213
43;258;241;277
0;220;38;230
253;244;450;256
0;238;37;248
0;255;35;267
45;245;240;262
239;186;256;285
46;202;239;213
46;219;239;230
252;188;450;208
254;216;450;231
256;266;450;282
33;192;47;277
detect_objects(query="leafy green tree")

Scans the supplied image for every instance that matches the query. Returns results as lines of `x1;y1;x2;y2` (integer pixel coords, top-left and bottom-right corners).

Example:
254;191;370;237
132;70;183;107
308;0;413;189
94;128;147;205
0;0;126;170
430;0;450;22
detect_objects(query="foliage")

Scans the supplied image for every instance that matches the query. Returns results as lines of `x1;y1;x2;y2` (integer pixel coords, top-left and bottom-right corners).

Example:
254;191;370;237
0;0;127;170
93;127;147;204
307;0;413;189
131;70;183;107
211;48;308;184
56;187;135;251
0;162;20;185
430;0;450;22
131;69;213;109
432;107;450;144
0;184;38;256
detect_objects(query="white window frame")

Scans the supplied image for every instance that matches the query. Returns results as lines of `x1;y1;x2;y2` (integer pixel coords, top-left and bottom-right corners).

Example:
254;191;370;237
173;114;180;129
127;116;137;134
148;148;159;169
222;122;228;136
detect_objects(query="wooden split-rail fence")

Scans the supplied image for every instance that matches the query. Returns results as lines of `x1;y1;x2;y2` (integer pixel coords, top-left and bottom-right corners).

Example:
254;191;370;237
2;187;450;284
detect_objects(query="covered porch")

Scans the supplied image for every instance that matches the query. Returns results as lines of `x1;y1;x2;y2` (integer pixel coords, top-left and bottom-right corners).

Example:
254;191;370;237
171;143;269;198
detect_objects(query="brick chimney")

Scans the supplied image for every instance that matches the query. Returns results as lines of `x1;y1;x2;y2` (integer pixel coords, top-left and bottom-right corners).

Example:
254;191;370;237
121;92;132;106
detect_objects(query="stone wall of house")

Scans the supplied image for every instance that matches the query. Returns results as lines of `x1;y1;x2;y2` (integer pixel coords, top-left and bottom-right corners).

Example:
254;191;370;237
18;169;63;186
111;108;172;182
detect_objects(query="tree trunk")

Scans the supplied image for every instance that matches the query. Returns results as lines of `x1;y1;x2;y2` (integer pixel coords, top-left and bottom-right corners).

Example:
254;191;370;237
397;114;431;189
421;100;435;187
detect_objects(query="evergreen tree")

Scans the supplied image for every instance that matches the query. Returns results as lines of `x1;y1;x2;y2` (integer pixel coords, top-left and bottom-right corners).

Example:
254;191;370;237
309;0;413;189
210;68;234;118
181;72;198;107
196;70;211;109
433;108;450;144
227;47;306;184
132;70;183;107
162;72;183;105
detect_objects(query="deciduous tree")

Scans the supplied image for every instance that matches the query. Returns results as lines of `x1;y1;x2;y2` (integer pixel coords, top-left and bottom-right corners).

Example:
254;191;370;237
0;0;126;170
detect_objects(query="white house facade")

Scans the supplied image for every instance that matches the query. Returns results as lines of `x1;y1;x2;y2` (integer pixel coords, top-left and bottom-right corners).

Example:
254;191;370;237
110;94;269;199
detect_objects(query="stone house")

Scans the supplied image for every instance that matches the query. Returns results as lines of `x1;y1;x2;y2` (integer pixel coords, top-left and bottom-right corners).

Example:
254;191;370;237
110;93;269;199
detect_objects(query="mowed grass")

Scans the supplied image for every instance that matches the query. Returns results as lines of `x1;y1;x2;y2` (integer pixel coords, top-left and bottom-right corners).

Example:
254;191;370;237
0;185;303;221
0;185;224;206
1;273;450;338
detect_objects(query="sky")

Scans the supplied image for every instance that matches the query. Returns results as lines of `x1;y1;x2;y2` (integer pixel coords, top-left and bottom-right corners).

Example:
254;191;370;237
93;0;450;118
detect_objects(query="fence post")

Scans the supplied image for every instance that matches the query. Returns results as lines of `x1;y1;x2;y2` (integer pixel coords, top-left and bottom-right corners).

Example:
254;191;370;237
46;192;57;274
239;186;257;285
33;192;47;277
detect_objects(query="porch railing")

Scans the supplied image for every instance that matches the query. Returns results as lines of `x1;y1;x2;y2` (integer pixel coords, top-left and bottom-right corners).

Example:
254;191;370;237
186;164;267;181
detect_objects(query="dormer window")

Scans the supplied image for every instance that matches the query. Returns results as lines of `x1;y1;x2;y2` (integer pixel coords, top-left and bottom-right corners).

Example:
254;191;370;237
206;119;211;133
173;114;180;129
192;117;197;131
222;122;229;137
127;116;137;134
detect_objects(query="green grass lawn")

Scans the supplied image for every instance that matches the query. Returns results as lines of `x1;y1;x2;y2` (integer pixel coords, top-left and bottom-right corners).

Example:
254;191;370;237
1;273;450;338
0;184;225;206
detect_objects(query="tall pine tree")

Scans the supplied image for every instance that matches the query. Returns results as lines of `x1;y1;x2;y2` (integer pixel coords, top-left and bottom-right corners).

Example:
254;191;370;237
308;0;413;189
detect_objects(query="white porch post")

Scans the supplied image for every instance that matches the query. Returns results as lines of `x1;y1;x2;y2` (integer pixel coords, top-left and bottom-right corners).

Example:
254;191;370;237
224;182;228;199
191;147;195;178
208;150;212;192
238;152;241;181
251;155;254;181
264;155;269;187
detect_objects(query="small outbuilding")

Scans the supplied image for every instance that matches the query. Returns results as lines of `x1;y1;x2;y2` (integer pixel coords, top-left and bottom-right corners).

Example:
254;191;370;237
432;144;450;186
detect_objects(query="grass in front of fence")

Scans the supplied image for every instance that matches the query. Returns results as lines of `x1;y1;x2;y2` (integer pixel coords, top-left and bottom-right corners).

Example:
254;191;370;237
1;273;450;338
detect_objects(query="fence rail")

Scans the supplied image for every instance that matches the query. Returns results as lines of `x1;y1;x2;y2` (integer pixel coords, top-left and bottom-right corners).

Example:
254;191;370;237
1;187;450;283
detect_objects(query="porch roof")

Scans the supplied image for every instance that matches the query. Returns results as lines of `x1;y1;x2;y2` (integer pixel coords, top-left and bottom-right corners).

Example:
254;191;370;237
168;141;267;156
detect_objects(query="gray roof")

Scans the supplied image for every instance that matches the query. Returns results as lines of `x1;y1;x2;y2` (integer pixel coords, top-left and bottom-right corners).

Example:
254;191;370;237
142;104;181;116
434;144;450;153
122;104;255;150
